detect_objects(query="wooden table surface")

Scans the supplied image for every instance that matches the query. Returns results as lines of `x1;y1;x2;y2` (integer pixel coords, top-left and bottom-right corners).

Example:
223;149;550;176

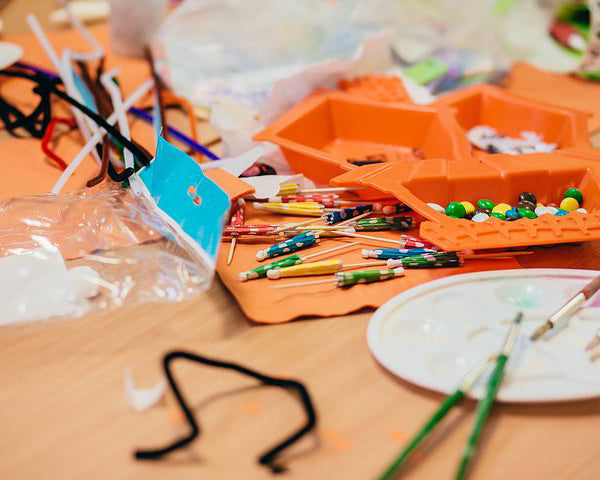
3;3;600;479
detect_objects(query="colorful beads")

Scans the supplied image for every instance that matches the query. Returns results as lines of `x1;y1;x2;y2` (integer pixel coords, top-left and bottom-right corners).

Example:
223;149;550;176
460;201;475;216
445;202;466;218
559;197;579;212
505;209;520;221
564;187;583;204
477;199;495;211
492;203;511;215
427;203;445;214
518;192;537;205
518;207;537;219
471;212;489;222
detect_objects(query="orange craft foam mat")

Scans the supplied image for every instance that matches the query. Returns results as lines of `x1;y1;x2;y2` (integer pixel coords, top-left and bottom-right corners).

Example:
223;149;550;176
215;205;521;324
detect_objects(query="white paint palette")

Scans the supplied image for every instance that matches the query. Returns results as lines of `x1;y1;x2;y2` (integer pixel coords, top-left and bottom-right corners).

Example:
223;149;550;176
368;269;600;403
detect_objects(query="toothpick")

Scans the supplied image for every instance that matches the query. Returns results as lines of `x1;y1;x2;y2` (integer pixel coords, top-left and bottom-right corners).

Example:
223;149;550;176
301;241;360;261
332;230;406;246
335;210;372;226
269;277;336;289
271;217;324;235
342;261;387;269
227;237;237;265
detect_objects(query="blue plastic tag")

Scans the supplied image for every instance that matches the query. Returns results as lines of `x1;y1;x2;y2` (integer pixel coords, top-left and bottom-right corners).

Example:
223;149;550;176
139;138;230;262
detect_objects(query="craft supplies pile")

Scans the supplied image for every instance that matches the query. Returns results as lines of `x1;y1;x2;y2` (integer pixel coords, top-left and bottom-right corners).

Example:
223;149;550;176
3;0;600;479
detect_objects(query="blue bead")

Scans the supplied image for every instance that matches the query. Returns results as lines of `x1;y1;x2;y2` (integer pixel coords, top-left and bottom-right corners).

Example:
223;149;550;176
505;209;521;221
555;209;569;216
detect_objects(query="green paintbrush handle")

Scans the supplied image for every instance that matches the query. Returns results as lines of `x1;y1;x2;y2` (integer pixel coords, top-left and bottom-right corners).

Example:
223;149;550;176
379;389;465;480
455;355;508;480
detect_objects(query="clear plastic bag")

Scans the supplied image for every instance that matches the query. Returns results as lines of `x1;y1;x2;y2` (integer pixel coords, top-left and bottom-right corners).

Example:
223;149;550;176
154;0;381;110
0;185;212;326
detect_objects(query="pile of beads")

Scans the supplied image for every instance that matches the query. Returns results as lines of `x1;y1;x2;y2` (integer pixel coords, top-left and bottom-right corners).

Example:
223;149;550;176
428;187;587;222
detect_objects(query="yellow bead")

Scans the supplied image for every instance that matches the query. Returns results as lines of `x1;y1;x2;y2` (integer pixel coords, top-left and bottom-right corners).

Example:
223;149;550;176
536;202;543;207
460;201;475;215
559;197;579;212
492;203;511;215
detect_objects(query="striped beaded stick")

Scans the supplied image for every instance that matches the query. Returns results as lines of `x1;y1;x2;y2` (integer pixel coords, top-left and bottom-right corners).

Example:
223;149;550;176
324;205;373;225
354;217;413;231
362;247;439;259
269;267;405;289
255;232;319;261
238;242;360;281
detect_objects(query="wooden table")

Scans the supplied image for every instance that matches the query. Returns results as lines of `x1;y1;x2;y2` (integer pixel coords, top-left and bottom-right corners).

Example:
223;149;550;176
2;5;600;480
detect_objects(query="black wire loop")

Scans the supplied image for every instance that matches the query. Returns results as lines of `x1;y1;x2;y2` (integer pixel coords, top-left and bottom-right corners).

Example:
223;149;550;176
134;350;318;474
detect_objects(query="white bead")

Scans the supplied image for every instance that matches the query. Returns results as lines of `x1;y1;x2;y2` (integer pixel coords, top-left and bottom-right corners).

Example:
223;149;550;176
576;208;588;214
546;206;559;215
427;203;445;214
535;206;548;216
471;212;489;222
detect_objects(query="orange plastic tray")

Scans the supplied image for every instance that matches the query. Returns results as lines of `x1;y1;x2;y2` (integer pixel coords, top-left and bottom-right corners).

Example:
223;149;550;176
435;84;591;157
255;91;470;185
331;149;600;250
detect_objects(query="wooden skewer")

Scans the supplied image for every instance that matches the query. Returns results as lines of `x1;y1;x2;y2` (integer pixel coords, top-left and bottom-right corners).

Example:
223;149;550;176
271;217;324;235
227;237;237;265
332;230;406;246
301;242;360;261
269;277;335;289
335;210;372;226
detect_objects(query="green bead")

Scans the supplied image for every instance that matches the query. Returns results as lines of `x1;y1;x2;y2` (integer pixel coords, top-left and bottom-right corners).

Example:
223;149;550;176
249;254;302;278
490;212;506;220
518;208;537;219
445;202;466;218
477;199;495;210
564;188;583;204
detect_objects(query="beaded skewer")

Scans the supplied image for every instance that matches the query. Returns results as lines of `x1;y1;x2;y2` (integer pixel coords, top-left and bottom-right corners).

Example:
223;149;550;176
238;242;360;281
361;248;533;261
255;232;321;261
266;259;394;279
268;253;462;285
253;202;325;217
269;267;406;290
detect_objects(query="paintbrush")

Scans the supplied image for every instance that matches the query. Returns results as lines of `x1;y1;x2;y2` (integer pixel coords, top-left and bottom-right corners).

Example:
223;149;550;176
531;273;600;341
455;312;522;480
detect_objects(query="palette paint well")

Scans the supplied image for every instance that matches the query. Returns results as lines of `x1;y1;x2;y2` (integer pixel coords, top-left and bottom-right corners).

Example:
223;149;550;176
368;269;600;403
